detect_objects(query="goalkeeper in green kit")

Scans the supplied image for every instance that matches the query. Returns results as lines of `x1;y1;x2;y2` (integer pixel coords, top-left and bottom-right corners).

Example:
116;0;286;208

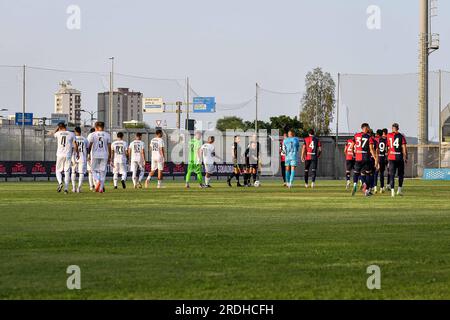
185;131;205;188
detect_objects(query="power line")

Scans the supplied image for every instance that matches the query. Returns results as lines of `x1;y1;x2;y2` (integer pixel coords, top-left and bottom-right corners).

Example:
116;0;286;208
259;87;303;95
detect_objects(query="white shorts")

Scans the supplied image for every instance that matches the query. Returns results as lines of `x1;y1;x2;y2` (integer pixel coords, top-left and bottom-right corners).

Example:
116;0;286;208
91;158;108;173
71;160;87;174
204;164;215;174
151;159;164;172
113;162;128;175
56;156;71;173
130;161;145;173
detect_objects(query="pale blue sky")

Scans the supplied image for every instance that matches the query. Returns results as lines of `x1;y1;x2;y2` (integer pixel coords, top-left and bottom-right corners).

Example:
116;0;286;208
0;0;449;130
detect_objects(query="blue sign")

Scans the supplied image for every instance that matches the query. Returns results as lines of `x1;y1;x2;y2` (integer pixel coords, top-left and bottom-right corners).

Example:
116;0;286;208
193;97;216;113
423;169;450;180
15;113;33;126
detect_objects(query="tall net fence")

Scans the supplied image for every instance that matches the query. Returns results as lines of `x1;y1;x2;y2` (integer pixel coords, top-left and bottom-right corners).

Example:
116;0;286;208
336;71;450;142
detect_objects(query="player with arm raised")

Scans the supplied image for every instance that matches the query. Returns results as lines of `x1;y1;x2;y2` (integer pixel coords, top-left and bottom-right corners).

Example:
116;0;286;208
71;126;89;193
352;123;378;197
344;137;355;190
128;132;146;189
87;121;111;193
387;123;408;197
283;130;300;189
52;122;77;194
111;132;128;189
145;129;165;189
301;129;322;189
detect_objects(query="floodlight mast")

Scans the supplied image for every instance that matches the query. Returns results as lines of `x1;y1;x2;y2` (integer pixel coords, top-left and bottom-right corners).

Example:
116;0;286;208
417;0;439;176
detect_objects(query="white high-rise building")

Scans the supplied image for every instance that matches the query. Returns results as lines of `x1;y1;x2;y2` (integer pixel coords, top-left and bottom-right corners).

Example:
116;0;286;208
54;80;81;125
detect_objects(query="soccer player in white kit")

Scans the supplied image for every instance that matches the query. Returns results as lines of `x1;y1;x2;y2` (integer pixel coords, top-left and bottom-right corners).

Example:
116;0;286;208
86;127;96;190
145;129;165;189
52;122;78;194
111;132;128;189
87;122;111;193
71;126;89;193
201;136;219;188
128;132;146;189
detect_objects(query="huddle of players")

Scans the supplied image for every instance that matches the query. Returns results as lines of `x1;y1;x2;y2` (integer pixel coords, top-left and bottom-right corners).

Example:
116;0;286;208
345;122;408;197
227;134;262;187
52;121;165;194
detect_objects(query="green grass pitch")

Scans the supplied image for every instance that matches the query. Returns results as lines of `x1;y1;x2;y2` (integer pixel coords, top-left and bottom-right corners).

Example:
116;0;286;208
0;179;449;299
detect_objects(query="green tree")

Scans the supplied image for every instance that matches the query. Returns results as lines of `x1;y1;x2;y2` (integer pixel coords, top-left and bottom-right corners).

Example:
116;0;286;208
268;115;304;136
300;67;336;135
215;116;246;131
243;120;271;131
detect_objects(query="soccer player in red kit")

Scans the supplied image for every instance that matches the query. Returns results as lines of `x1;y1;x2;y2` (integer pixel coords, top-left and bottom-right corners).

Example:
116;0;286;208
374;129;388;193
387;123;408;197
344;138;355;190
301;129;322;188
352;123;378;197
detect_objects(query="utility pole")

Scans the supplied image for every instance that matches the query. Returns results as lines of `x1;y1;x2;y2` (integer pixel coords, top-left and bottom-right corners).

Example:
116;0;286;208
109;57;114;133
255;83;259;132
20;65;26;162
176;101;182;130
335;73;341;180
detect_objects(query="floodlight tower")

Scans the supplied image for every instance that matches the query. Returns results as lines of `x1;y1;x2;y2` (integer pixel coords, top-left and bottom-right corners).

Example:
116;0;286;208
418;0;439;176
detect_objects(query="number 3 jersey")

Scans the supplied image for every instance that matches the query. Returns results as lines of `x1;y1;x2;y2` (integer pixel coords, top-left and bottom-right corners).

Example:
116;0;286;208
353;132;375;162
387;132;407;161
88;131;111;160
111;140;128;164
54;131;75;158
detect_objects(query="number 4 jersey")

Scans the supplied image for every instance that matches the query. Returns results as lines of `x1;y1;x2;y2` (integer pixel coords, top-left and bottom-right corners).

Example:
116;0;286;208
54;131;75;158
387;132;407;161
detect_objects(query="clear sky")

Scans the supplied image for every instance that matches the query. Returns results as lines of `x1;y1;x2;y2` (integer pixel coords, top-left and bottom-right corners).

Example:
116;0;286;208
0;0;449;130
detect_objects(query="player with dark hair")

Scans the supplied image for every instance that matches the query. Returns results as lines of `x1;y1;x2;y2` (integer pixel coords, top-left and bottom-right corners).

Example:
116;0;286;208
87;121;111;193
52;122;78;194
146;129;165;189
87;127;96;190
128;132;146;189
111;132;128;189
185;131;204;188
382;128;392;191
280;133;287;186
387;123;408;197
283;130;300;188
301;129;322;188
227;136;243;187
344;137;355;190
352;123;378;197
374;129;388;193
244;141;259;187
71;126;89;193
